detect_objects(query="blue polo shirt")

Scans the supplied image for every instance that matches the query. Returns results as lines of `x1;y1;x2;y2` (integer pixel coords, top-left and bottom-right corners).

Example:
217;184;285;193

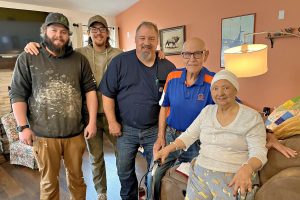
161;67;215;131
99;50;175;129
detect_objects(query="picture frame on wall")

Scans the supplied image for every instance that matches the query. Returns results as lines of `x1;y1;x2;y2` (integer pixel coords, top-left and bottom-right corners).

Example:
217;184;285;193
220;13;255;67
159;25;186;56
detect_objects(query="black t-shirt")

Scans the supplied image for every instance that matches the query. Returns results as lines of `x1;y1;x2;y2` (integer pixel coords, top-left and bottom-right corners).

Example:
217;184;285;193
99;49;175;129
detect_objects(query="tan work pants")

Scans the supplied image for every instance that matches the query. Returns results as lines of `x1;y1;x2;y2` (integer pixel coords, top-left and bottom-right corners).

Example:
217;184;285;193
33;133;86;200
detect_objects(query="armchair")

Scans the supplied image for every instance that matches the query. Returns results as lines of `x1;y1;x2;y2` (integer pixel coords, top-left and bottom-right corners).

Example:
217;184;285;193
0;112;38;169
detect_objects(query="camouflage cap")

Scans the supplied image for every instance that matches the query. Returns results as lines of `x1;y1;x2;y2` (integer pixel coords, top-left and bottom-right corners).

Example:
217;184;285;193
45;12;69;29
88;15;108;28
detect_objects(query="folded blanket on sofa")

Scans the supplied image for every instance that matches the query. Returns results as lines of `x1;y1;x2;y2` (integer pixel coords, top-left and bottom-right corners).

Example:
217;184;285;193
273;115;300;139
265;96;300;139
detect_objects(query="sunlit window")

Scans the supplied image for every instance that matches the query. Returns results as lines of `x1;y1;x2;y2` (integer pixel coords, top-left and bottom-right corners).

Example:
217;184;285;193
83;34;89;46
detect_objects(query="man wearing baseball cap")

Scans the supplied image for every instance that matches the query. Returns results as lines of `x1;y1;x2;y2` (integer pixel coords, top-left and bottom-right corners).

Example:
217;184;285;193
24;14;122;200
44;12;70;29
77;15;122;200
10;12;98;199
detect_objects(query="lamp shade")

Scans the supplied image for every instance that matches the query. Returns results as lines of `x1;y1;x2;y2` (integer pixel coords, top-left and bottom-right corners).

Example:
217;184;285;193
224;44;268;77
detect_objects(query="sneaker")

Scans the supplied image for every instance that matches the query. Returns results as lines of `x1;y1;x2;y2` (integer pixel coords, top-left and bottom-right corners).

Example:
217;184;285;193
97;193;107;200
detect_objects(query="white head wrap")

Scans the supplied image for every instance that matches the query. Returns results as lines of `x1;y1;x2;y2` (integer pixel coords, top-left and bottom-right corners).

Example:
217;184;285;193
211;69;239;91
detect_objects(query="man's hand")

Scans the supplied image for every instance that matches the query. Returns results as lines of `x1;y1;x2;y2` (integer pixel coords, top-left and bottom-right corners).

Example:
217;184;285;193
157;50;165;59
108;121;122;137
84;123;97;139
266;133;298;158
24;42;41;55
153;136;165;155
19;128;35;146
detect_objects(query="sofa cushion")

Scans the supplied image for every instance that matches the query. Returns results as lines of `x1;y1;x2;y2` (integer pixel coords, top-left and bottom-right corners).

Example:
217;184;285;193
259;135;300;184
255;167;300;200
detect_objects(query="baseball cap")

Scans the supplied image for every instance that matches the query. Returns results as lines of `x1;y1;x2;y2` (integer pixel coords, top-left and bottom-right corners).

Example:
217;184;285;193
88;15;108;28
45;12;69;29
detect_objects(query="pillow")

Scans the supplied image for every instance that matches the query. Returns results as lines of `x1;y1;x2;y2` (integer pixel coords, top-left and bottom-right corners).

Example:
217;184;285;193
265;96;300;131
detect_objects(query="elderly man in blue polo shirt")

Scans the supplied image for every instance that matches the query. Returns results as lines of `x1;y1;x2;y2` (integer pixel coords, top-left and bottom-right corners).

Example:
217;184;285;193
99;21;175;200
150;37;215;200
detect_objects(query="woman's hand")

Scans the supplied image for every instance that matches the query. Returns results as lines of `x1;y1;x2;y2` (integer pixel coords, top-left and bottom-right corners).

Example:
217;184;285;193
154;146;171;164
266;133;298;158
154;139;185;163
228;164;253;197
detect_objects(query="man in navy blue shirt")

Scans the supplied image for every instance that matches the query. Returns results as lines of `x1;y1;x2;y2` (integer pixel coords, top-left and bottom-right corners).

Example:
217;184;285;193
99;21;175;200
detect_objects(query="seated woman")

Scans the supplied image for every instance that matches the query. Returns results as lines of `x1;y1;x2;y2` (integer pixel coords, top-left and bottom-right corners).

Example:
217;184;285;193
154;69;268;200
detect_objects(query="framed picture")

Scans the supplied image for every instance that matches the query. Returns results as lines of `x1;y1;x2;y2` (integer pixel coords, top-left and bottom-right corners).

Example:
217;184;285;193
221;13;255;67
159;25;186;56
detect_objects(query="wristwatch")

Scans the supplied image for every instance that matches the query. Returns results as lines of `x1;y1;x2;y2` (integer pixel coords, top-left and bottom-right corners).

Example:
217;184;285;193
16;125;30;132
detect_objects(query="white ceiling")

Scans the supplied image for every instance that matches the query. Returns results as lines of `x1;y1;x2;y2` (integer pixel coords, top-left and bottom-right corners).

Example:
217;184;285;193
1;0;139;16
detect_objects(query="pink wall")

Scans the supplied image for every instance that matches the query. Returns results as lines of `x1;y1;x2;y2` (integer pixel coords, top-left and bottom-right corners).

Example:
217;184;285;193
116;0;300;111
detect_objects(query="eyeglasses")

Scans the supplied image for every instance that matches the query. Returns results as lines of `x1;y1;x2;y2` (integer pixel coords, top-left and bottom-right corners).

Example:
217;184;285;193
89;27;107;33
181;51;206;59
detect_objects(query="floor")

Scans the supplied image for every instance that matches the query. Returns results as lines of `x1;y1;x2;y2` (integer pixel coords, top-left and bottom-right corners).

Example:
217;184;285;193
0;135;148;200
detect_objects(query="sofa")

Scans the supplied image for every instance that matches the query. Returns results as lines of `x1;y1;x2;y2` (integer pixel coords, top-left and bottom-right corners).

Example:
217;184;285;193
0;112;38;169
255;134;300;200
256;96;300;199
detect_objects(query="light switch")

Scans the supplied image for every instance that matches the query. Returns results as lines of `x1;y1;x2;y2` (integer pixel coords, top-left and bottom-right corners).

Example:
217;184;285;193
278;10;285;20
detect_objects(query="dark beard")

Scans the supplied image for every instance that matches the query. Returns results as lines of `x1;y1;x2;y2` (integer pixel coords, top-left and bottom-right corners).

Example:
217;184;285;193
43;34;69;57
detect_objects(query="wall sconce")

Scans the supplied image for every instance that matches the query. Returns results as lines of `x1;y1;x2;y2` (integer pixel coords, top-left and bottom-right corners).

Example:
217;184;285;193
224;28;300;77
